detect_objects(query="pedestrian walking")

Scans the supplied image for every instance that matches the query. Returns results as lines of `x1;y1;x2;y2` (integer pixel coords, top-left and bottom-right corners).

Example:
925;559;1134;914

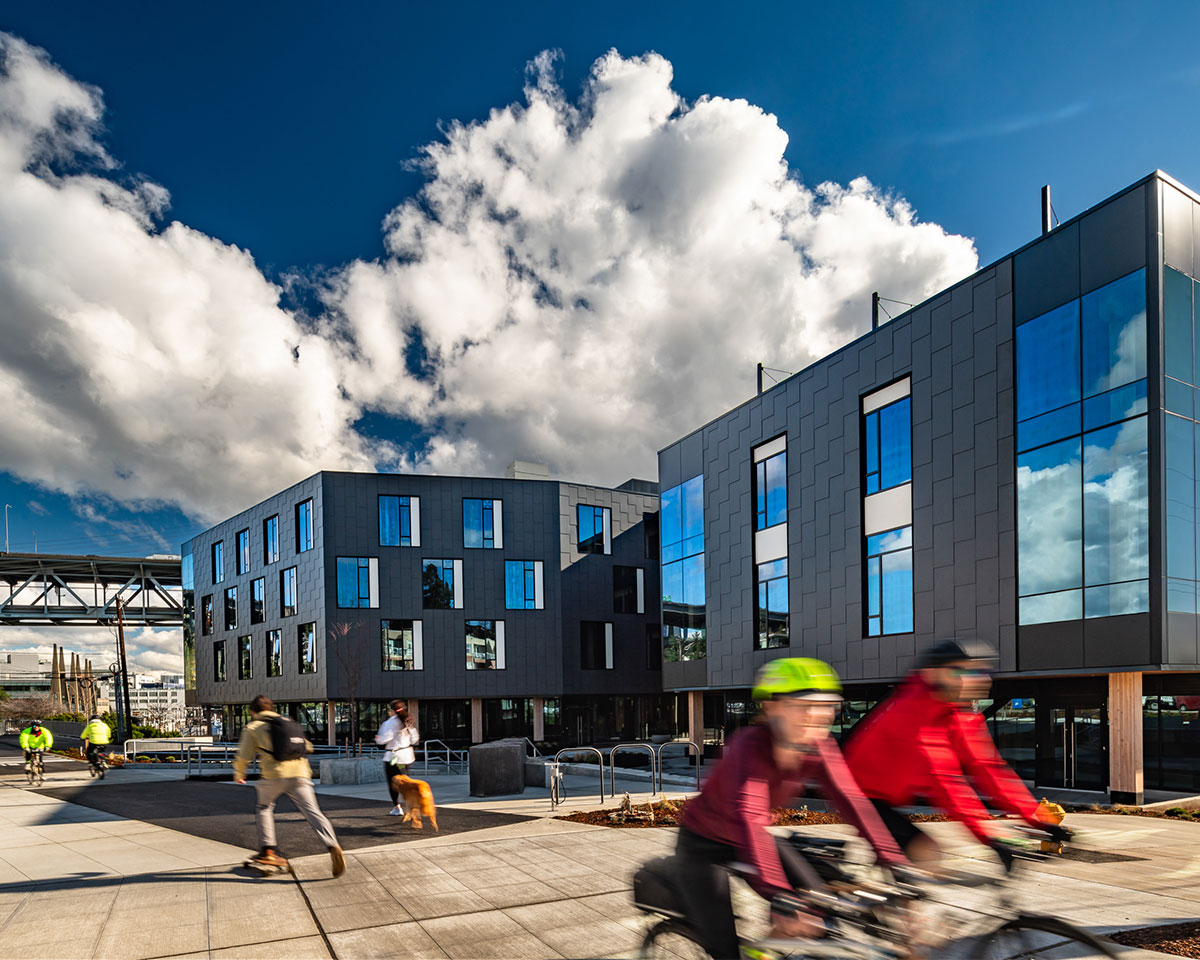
374;699;420;816
233;694;346;877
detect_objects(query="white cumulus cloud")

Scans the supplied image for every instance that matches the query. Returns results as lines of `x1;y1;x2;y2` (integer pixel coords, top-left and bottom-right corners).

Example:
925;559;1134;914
0;36;979;522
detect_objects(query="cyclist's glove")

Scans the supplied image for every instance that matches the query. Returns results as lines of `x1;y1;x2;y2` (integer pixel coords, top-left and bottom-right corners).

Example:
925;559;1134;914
988;839;1015;873
1043;824;1072;845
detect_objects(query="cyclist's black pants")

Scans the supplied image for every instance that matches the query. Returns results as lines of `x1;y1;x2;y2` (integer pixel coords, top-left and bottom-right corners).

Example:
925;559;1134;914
86;744;104;766
674;825;821;960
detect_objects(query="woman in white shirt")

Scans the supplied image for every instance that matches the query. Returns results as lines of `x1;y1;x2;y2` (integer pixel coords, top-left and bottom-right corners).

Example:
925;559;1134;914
375;699;420;816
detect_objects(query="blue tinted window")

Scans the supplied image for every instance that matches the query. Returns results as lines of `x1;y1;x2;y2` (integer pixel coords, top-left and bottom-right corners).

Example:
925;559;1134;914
280;567;297;617
1084;580;1149;618
236;529;250;576
577;504;609;553
382;620;415;671
755;558;788;649
1017;437;1082;597
755;450;787;530
1083;381;1147;432
211;540;224;583
1017;301;1080;421
879;398;912;488
1166;414;1196;581
505;560;539;609
464;498;496;548
298;622;316;674
1082;418;1148;587
263;515;279;564
250;578;265;624
1080;268;1146;398
379;495;414;546
423;559;456;609
266;630;281;677
297;499;314;552
1168;579;1197;614
1017;403;1080;452
864;411;879;493
662;474;705;661
1165;266;1194;384
336;557;372;608
465;620;496;670
865;526;912;636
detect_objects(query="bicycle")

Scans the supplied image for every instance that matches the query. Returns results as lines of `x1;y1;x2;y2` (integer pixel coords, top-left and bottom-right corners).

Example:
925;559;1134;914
25;750;44;787
635;826;1117;959
87;747;109;779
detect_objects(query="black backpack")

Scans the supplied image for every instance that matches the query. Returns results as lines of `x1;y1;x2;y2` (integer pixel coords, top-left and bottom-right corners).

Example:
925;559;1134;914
264;715;307;762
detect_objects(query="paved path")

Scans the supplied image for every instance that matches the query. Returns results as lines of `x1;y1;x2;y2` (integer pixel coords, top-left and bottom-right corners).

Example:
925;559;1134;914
0;757;1186;959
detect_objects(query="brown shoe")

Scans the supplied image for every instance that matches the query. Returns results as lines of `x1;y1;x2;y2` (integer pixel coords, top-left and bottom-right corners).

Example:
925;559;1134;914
251;849;289;869
329;845;346;878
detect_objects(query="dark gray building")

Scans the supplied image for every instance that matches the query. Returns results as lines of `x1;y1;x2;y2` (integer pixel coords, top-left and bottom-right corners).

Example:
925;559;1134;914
658;171;1200;804
184;469;675;746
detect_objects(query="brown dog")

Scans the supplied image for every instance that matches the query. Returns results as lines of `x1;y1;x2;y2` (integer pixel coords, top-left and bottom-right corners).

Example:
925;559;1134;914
390;773;438;831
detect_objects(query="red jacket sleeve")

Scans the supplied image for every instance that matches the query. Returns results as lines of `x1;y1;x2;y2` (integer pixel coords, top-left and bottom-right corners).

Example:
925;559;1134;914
726;737;793;900
913;720;996;842
950;710;1040;823
814;739;908;868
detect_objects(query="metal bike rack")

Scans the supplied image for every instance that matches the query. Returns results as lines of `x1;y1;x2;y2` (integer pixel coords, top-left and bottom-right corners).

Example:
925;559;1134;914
656;739;701;793
609;742;657;797
554;747;606;803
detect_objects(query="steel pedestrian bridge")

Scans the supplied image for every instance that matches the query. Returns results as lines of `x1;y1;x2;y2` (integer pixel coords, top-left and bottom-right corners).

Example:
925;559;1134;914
0;552;184;627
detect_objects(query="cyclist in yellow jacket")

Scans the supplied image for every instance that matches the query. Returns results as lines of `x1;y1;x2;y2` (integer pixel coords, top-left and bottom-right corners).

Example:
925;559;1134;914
19;721;53;772
80;715;111;770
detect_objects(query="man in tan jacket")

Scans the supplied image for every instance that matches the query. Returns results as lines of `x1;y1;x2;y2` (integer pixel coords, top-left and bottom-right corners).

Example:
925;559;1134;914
234;694;346;876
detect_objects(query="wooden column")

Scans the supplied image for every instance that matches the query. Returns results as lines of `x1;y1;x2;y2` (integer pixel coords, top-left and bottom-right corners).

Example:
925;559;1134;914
687;691;705;748
471;698;483;743
408;699;419;732
326;700;336;746
1109;671;1144;805
532;697;545;742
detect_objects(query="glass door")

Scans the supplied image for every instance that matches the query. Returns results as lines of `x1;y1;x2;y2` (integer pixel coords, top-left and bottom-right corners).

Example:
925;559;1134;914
1047;705;1106;791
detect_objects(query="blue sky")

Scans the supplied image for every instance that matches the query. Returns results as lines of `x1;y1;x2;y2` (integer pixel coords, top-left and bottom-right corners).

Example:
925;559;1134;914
2;0;1200;566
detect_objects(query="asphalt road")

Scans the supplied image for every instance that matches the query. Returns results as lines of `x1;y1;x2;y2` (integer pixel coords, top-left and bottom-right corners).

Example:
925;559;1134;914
35;779;534;857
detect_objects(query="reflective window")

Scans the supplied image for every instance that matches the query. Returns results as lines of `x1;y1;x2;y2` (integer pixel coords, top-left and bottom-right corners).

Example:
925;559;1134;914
662;475;705;661
505;560;542;610
865;527;913;636
1084;580;1149;619
236;529;250;576
1082;381;1147;433
755;558;789;649
1080;268;1146;397
464;498;501;549
382;620;416;671
613;566;642;614
250;578;265;624
224;586;237;631
863;398;912;494
580;621;608;670
296;499;314;553
238;635;252;680
1017;437;1082;597
379;495;415;547
211;540;224;584
755;450;787;530
577;504;610;554
201;595;213;636
213;640;226;682
266;629;281;677
280;567;297;617
1019;589;1082;625
466;620;497;670
1168;579;1197;614
1082;418;1148;587
336;557;377;608
1017;301;1080;421
423;559;458;609
298;622;317;674
1165;266;1193;384
263;515;279;565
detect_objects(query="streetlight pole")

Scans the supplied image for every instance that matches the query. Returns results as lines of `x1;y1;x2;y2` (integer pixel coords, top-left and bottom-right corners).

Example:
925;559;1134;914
3;504;10;554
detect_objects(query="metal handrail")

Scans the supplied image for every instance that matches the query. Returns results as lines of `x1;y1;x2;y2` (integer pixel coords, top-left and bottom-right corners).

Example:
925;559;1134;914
421;739;469;774
609;742;657;796
555;747;606;803
656;739;701;792
123;736;212;761
523;737;542;758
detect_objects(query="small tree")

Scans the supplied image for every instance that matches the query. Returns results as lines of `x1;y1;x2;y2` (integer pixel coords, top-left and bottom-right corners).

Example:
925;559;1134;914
0;685;9;701
329;621;370;747
0;695;55;722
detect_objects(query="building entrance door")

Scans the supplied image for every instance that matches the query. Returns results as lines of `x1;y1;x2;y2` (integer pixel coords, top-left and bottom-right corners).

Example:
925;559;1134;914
1045;705;1107;791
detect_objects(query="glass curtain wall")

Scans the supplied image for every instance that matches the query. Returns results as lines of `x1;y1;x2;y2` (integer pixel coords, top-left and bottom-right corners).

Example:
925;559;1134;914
1016;269;1148;623
661;475;705;661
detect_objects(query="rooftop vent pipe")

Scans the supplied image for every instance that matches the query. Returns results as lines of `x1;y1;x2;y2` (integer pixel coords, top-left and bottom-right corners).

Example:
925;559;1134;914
1041;185;1052;236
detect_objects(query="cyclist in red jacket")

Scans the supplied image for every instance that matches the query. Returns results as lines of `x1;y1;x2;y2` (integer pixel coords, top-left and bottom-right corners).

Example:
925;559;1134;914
843;639;1069;867
676;658;909;959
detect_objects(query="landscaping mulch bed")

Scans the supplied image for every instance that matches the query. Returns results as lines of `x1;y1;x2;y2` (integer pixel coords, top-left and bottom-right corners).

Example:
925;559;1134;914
555;797;960;829
1111;921;1200;958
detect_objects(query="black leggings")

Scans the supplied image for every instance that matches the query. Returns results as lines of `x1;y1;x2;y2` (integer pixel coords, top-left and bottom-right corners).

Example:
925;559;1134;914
384;762;407;803
674;826;821;960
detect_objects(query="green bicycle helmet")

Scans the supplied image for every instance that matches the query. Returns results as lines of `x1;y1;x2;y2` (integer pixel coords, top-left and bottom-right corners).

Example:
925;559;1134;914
752;658;843;702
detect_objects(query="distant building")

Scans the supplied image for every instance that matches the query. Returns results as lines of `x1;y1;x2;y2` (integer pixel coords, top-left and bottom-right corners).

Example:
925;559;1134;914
0;653;49;697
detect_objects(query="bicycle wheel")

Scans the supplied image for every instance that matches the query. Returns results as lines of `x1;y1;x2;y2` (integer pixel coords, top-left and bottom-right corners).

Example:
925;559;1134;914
941;914;1117;959
641;919;710;959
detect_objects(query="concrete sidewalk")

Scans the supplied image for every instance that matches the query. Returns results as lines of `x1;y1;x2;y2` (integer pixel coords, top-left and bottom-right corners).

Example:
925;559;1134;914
0;757;1188;959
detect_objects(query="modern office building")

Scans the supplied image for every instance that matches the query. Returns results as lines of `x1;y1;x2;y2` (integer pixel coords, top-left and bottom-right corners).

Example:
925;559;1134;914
658;171;1200;803
184;469;671;746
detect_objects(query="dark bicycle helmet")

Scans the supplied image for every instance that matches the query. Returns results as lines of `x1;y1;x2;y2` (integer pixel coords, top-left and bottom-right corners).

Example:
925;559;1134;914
917;638;996;670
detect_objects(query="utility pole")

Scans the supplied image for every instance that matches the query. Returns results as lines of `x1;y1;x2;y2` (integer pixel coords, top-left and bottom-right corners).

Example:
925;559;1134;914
116;598;133;742
3;504;9;554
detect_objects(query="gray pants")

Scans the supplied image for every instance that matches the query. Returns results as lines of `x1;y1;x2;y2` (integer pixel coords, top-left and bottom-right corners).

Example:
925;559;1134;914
254;776;338;851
